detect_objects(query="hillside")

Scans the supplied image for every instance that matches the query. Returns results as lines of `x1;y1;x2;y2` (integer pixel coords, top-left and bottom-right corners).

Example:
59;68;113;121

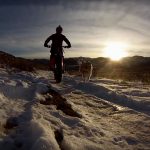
64;56;150;82
0;51;150;82
0;51;49;71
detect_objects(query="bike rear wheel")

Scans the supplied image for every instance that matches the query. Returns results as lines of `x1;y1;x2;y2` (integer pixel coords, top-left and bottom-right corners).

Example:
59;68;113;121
54;69;62;83
54;55;63;83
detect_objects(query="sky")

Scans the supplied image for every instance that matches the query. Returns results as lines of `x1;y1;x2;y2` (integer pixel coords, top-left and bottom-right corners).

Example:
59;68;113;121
0;0;150;59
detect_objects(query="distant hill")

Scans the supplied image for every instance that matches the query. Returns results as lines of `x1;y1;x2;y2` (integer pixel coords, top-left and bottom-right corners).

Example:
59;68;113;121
0;51;49;71
0;51;150;82
64;56;150;82
0;51;15;65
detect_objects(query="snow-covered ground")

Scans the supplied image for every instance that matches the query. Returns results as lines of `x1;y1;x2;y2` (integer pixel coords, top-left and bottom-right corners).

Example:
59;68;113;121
0;68;150;150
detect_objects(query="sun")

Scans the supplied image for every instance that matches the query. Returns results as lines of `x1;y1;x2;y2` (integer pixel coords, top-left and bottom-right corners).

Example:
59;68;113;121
103;42;128;61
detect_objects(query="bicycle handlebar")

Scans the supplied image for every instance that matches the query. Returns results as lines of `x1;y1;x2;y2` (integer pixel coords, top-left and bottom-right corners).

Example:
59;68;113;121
46;45;69;48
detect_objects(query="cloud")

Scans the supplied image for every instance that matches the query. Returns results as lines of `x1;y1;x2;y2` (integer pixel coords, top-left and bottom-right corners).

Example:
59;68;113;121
0;0;59;5
0;0;150;58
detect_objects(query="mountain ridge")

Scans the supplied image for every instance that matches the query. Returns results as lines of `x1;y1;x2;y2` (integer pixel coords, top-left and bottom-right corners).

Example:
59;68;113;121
0;51;150;82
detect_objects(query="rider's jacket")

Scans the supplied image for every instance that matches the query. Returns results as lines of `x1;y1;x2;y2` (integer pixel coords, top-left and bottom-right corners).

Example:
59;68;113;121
44;33;71;55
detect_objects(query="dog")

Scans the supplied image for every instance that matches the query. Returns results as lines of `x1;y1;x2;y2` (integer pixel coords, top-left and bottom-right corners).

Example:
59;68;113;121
79;61;93;82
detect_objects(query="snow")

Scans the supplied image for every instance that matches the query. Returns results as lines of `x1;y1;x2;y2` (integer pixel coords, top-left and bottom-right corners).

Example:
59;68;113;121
0;67;149;150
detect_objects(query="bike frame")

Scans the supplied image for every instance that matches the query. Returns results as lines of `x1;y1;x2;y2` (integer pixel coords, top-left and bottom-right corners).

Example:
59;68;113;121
48;46;66;83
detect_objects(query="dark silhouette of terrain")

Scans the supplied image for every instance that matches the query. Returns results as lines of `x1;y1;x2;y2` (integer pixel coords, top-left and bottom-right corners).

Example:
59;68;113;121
0;51;48;71
0;51;150;82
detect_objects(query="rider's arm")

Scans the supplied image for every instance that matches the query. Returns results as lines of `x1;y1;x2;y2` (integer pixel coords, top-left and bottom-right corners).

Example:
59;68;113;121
64;36;71;48
44;35;52;48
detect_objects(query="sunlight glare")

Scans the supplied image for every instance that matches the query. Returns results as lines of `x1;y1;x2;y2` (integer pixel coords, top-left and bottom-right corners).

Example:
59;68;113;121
103;42;128;61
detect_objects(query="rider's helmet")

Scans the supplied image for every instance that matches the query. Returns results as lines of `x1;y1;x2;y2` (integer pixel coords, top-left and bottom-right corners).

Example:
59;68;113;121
56;25;63;34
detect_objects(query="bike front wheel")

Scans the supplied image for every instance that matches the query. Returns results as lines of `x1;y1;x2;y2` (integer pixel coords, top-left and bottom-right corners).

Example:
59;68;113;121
54;69;62;83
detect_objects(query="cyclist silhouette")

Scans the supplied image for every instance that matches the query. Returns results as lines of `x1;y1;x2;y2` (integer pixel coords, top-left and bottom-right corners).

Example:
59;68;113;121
44;25;71;55
44;25;71;82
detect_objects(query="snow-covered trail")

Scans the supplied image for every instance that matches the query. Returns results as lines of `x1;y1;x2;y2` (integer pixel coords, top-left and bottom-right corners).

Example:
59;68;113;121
37;71;150;149
63;91;150;150
48;74;150;116
0;69;60;150
0;68;149;150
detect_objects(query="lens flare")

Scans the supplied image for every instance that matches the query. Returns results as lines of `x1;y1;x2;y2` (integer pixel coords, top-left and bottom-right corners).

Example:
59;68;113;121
103;42;128;61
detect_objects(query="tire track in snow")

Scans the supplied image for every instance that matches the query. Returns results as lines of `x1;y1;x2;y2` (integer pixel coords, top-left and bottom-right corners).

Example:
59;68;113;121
63;77;150;116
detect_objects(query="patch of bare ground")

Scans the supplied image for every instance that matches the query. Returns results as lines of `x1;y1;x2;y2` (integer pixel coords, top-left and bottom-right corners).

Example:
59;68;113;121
40;88;81;118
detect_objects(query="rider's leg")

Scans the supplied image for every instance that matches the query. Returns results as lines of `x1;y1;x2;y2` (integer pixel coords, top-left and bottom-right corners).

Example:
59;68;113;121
49;55;55;71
